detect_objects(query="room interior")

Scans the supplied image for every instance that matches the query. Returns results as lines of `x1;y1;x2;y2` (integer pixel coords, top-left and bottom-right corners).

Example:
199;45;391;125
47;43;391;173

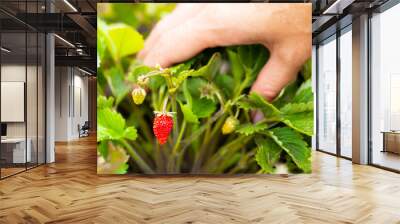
313;0;400;172
0;29;46;177
0;0;96;179
0;0;399;222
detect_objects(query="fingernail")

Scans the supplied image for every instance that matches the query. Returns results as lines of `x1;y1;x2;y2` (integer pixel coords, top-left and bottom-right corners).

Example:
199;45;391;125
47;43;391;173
252;110;264;123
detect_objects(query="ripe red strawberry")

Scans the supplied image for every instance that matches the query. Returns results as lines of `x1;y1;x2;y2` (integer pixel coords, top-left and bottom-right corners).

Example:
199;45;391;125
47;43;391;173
153;113;173;145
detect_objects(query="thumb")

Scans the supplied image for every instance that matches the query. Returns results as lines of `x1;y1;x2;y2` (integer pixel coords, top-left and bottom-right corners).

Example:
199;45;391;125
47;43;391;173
250;51;302;101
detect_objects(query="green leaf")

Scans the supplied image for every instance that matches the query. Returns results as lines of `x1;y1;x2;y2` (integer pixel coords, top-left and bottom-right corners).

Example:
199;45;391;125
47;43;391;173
104;67;130;105
170;53;221;93
98;141;109;159
178;101;199;124
97;68;107;96
97;18;108;63
191;52;222;80
272;81;299;109
285;154;303;173
186;77;207;97
281;102;313;114
282;112;314;136
106;23;144;61
113;163;130;174
215;74;234;98
110;4;142;28
192;98;217;118
182;80;193;107
280;101;314;136
226;45;269;95
238;45;254;69
148;75;165;91
127;64;153;83
227;48;244;85
238;92;281;117
292;79;313;103
123;127;138;140
236;122;268;136
97;108;138;142
255;137;282;173
98;143;130;174
250;45;269;76
238;45;269;89
268;127;311;173
97;95;114;109
169;58;195;75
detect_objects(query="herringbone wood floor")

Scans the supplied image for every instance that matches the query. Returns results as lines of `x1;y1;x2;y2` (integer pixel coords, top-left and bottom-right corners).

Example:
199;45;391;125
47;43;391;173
1;135;400;224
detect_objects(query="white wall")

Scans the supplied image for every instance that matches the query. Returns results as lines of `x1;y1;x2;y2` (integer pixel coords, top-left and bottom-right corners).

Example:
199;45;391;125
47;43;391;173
54;66;89;141
1;65;33;138
55;66;69;141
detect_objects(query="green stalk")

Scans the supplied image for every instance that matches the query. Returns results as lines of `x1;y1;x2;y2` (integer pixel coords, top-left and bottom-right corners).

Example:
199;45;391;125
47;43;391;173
120;139;154;174
172;120;186;156
131;139;153;165
191;121;211;172
154;143;163;173
203;135;251;172
171;94;178;142
172;120;187;172
166;113;184;173
180;109;224;152
138;117;153;142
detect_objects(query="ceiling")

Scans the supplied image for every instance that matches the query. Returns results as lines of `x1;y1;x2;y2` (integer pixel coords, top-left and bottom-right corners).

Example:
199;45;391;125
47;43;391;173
0;0;97;74
312;0;391;43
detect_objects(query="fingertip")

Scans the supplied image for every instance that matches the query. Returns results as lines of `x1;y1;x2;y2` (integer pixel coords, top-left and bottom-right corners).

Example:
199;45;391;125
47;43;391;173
143;52;170;68
250;82;278;102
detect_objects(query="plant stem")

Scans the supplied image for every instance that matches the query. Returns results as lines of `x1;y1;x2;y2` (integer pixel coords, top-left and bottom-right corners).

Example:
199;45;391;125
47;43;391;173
172;120;186;156
180;108;224;151
203;135;251;172
191;122;211;173
208;113;228;143
171;94;178;142
138;117;153;142
173;120;187;172
131;139;154;165
154;143;163;173
138;70;165;80
120;139;154;174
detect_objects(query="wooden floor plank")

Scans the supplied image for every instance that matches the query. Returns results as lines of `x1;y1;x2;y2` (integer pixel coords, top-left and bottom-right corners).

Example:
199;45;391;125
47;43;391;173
0;135;400;223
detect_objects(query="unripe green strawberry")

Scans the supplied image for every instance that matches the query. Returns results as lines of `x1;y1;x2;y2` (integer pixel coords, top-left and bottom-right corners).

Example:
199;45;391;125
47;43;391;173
222;116;239;134
132;87;146;105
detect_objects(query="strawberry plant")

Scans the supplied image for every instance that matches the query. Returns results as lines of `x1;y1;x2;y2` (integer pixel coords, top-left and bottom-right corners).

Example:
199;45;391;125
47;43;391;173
97;4;313;174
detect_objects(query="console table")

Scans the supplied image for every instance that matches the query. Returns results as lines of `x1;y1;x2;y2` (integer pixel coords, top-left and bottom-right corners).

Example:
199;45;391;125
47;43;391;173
382;131;400;154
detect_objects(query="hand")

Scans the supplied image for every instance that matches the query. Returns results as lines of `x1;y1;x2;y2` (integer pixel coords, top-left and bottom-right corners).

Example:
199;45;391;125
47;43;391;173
138;3;311;101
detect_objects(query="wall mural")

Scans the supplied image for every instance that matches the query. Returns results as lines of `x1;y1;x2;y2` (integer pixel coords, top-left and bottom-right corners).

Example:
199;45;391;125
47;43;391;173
97;3;313;174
